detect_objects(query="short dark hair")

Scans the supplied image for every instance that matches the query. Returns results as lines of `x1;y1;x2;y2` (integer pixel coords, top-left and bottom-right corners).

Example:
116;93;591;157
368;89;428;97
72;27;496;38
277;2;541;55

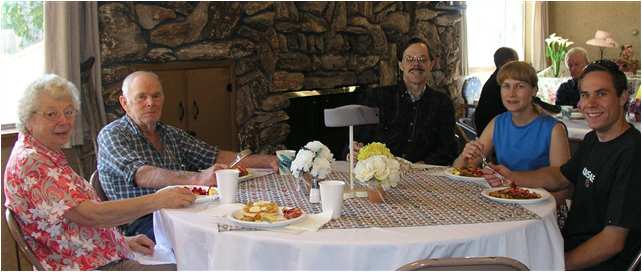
398;37;432;61
493;47;518;68
579;59;628;96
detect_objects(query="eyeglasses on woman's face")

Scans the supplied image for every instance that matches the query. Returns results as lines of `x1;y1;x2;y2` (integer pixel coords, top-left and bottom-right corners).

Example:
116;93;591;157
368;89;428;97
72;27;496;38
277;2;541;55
35;107;77;121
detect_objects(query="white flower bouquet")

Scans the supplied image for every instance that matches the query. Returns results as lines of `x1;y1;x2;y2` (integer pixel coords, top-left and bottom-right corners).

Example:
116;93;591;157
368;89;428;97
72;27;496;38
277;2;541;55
290;141;334;179
545;33;574;77
353;142;401;190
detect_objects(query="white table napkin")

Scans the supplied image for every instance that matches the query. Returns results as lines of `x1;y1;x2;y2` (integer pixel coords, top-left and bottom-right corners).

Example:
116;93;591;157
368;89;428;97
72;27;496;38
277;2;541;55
285;211;332;232
131;244;176;265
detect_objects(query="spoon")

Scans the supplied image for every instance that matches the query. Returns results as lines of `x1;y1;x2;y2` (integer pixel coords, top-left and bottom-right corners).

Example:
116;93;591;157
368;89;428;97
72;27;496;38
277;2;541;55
229;149;252;168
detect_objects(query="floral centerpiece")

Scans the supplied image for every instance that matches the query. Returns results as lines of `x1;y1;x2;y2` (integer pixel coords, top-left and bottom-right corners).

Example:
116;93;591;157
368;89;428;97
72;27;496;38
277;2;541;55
545;33;574;77
290;141;334;179
290;141;334;203
353;142;401;202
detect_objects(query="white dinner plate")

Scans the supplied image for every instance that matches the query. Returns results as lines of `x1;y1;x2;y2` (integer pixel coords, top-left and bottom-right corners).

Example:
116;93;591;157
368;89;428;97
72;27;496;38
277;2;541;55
163;185;219;204
570;112;584;119
443;167;490;188
481;187;550;205
227;207;306;228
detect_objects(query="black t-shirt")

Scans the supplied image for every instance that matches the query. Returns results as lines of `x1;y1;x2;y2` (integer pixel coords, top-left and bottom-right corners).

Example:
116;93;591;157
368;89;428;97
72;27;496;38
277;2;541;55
560;126;641;270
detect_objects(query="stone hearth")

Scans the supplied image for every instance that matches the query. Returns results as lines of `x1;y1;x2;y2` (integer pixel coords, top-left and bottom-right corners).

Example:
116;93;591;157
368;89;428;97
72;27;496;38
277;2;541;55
98;1;465;153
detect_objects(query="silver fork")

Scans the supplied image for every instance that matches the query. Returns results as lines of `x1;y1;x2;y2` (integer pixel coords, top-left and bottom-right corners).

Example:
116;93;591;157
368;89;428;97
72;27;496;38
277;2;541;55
480;154;507;186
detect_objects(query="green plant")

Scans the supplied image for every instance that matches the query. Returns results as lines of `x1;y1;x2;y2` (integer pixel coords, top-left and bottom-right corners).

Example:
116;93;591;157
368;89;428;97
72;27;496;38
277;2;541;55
1;1;43;49
545;33;574;77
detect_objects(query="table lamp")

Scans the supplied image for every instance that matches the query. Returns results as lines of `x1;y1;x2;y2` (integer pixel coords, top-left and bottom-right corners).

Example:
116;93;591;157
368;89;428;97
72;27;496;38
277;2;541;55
586;30;618;60
324;105;379;198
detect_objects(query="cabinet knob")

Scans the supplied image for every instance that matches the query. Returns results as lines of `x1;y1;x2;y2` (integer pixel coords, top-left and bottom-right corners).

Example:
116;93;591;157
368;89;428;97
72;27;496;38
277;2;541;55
178;101;184;121
193;100;200;120
226;84;233;92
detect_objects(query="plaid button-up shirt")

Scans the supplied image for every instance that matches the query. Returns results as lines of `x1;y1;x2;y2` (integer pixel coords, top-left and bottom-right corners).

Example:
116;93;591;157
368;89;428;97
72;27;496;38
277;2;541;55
97;115;217;200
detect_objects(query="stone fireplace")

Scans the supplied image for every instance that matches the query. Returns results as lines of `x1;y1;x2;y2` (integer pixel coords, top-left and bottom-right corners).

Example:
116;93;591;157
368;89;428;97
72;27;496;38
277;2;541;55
98;1;465;154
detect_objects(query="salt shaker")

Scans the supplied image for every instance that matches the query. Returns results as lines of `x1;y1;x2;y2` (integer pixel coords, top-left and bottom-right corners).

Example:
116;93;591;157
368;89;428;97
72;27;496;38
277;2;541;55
309;179;321;203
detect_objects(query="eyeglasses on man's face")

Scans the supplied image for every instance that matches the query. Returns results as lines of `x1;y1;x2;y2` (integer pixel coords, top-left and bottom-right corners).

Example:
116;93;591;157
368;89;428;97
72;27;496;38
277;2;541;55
35;108;78;121
403;55;428;64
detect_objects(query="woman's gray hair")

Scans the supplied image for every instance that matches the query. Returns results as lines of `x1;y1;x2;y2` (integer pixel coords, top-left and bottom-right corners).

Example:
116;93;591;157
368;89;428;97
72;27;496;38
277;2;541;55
16;74;80;133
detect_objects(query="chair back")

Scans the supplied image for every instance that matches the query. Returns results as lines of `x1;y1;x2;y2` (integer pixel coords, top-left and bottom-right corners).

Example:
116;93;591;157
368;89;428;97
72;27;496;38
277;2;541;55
397;256;529;271
628;251;641;271
461;76;482;118
462;76;482;105
90;171;108;201
456;117;478;142
5;209;45;270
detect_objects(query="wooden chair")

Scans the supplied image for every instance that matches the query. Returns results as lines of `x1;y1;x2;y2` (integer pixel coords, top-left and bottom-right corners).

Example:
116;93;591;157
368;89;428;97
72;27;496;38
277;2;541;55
90;170;108;201
397;256;529;271
5;209;45;270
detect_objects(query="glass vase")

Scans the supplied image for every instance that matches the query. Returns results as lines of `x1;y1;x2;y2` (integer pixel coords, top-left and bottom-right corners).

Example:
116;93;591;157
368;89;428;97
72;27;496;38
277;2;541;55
366;183;385;203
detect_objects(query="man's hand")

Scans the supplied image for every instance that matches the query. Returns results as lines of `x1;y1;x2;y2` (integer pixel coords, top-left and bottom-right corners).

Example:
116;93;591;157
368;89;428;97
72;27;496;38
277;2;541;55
126;234;155;256
154;186;195;208
346;141;364;162
482;164;514;187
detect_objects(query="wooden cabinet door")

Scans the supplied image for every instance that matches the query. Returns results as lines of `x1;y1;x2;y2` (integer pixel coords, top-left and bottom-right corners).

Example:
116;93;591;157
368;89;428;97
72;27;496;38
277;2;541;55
156;70;187;130
185;67;238;150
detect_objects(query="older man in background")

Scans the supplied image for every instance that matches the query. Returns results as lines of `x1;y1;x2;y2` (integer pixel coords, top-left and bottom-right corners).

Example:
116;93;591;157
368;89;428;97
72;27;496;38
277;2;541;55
97;71;277;241
555;47;590;107
355;37;458;165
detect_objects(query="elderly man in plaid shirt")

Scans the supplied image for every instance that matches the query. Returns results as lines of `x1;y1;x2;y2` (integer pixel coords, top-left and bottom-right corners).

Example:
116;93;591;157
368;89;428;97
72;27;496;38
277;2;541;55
97;71;277;241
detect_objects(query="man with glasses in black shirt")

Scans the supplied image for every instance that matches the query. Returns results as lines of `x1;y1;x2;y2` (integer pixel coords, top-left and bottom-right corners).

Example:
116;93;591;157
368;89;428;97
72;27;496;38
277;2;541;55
484;60;640;270
354;37;457;165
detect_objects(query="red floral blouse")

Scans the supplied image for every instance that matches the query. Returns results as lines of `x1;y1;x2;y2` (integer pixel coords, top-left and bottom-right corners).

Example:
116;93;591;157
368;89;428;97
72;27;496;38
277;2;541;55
4;133;130;270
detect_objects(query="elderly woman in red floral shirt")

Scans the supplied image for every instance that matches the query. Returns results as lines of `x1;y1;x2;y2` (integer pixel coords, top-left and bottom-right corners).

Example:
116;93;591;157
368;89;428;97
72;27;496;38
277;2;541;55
3;74;195;270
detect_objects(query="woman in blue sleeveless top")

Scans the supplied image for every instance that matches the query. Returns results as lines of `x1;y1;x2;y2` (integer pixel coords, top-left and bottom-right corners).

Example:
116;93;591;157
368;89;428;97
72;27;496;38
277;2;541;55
453;61;570;175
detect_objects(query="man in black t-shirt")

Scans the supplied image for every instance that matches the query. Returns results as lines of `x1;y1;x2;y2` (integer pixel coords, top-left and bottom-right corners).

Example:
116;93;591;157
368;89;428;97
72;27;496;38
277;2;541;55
483;60;640;270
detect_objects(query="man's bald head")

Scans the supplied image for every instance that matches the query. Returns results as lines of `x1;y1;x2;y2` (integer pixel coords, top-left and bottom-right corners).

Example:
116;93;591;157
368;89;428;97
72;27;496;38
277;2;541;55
121;71;163;98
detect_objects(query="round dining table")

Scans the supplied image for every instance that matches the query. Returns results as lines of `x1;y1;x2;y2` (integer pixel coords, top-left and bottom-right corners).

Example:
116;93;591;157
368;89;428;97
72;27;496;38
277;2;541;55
153;163;565;270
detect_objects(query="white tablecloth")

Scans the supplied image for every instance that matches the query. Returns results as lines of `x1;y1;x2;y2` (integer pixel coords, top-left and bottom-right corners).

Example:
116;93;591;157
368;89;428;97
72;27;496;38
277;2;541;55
154;169;565;270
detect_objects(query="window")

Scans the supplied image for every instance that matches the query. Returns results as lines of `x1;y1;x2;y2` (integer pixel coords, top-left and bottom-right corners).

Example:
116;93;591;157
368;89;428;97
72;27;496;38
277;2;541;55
466;0;524;85
1;1;44;129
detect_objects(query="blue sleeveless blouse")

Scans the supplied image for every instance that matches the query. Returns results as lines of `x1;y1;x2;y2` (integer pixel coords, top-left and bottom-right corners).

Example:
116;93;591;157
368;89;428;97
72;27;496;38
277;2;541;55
493;112;558;171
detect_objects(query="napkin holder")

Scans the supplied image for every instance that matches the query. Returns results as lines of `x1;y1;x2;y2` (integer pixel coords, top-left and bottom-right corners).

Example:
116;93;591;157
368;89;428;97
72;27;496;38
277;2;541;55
324;105;379;199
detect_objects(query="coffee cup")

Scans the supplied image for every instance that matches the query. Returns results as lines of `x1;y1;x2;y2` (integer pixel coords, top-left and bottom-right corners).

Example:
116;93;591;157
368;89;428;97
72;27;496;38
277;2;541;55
216;169;240;204
319;180;345;219
276;150;296;175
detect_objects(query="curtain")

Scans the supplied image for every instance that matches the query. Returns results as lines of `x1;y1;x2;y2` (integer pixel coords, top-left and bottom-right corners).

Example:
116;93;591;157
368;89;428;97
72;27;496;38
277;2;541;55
44;2;105;178
460;9;469;76
524;1;549;71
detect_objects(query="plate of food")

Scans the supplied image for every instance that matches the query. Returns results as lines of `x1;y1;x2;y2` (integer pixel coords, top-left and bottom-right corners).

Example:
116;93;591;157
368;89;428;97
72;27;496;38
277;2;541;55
444;167;489;187
169;185;218;204
481;186;549;205
235;166;253;181
227;200;306;228
570;112;584;119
